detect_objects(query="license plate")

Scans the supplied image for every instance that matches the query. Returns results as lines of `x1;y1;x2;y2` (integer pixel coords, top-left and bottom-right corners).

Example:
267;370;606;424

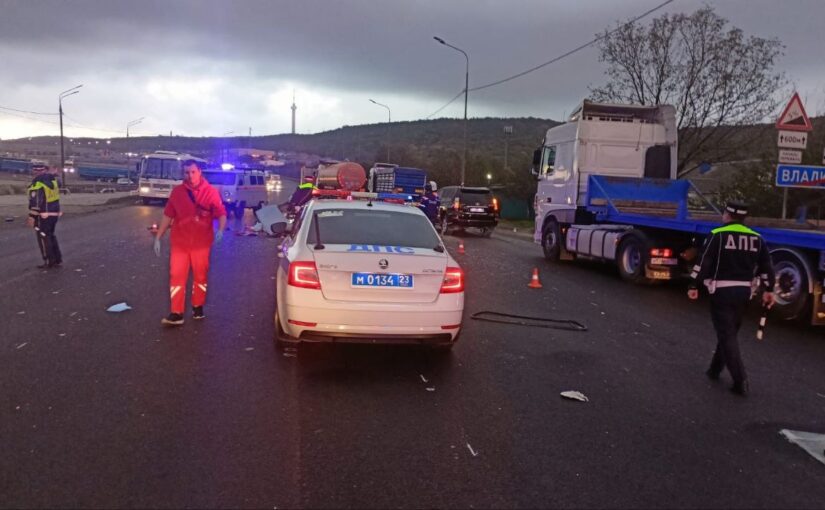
351;273;413;288
646;269;671;280
470;207;485;213
650;257;678;266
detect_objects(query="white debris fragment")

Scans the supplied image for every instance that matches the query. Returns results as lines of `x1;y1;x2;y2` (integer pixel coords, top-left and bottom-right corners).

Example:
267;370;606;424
245;347;254;351
283;352;297;358
16;343;27;350
419;374;429;383
426;387;436;392
466;443;479;457
780;429;825;466
17;311;25;315
641;322;651;328
817;393;825;399
52;290;61;295
58;333;66;337
105;291;111;295
106;302;132;313
74;269;83;272
69;312;78;317
590;302;598;307
560;391;589;402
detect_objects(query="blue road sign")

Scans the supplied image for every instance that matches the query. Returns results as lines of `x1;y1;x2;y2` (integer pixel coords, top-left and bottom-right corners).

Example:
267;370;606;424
775;164;825;188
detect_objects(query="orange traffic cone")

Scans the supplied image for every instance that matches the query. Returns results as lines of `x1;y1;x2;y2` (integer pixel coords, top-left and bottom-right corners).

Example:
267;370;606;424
528;267;543;289
457;241;465;254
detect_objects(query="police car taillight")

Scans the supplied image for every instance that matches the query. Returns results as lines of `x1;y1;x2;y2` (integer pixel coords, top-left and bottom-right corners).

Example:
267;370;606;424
440;267;464;294
288;261;321;290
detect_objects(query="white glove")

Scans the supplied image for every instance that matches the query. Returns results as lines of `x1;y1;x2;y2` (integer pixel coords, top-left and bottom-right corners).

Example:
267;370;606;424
153;237;161;257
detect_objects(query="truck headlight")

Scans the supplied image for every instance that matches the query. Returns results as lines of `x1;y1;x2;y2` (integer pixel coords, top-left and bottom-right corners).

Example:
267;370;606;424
140;186;150;193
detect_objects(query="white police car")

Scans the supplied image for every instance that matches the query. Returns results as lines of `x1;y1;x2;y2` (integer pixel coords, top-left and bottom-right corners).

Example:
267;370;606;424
273;193;464;350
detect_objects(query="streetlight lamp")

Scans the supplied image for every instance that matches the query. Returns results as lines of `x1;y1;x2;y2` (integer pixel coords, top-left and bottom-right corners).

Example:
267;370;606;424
59;84;83;185
125;118;144;181
434;36;469;186
369;99;391;162
126;117;144;138
222;131;234;163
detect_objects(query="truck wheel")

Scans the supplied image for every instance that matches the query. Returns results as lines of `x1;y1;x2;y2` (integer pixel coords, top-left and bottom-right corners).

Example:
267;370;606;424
617;235;650;284
542;220;562;262
771;251;810;321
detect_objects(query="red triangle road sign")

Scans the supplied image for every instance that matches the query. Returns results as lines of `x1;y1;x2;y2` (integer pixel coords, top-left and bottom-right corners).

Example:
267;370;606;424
776;92;812;132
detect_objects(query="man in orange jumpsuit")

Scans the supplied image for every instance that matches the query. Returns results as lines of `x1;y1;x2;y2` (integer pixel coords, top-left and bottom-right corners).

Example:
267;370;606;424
153;160;227;326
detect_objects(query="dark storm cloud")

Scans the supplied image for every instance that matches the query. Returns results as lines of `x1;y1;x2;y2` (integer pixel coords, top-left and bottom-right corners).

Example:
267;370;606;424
1;0;823;138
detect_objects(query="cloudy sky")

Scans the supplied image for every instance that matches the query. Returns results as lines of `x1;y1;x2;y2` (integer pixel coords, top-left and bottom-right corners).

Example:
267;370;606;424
1;0;823;140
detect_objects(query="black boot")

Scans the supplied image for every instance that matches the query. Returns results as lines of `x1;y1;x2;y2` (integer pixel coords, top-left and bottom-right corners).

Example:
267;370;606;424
730;380;750;397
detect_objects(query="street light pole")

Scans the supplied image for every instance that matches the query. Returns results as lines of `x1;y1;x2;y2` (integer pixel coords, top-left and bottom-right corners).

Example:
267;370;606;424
369;99;391;162
126;117;144;181
58;84;82;185
434;36;469;186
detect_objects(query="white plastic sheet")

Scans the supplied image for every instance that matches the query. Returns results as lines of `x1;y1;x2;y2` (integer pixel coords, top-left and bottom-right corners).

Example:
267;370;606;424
780;429;825;466
106;302;132;313
560;390;589;402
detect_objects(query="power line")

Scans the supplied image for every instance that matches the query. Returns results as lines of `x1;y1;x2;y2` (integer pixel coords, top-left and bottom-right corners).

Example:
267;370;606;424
425;89;465;119
0;109;63;126
0;105;59;116
421;0;676;119
470;0;676;92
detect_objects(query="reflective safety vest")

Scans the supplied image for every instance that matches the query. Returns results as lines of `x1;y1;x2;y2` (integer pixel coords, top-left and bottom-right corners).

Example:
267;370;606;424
29;180;61;203
711;223;760;237
298;182;316;190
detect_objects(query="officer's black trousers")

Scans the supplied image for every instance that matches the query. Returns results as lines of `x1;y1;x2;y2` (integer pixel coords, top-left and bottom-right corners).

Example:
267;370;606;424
34;216;62;265
708;287;751;385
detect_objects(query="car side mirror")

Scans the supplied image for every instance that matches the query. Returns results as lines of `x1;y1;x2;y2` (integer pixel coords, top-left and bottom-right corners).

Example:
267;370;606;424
271;222;287;235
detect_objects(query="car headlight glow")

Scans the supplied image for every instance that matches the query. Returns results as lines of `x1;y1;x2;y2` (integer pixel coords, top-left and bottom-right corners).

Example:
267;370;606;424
140;186;150;193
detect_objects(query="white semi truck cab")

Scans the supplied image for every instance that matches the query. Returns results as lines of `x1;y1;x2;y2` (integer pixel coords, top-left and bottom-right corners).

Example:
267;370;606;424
531;100;825;325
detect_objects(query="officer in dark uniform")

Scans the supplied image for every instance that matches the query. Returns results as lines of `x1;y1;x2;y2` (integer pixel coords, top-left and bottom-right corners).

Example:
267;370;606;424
287;174;317;211
688;201;775;396
418;181;440;224
26;163;63;268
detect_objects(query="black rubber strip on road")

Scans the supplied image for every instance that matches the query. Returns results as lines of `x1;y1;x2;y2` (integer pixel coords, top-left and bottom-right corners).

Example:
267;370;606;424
470;311;588;332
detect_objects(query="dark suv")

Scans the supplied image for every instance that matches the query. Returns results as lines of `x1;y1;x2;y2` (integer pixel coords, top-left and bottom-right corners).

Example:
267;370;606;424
438;186;499;237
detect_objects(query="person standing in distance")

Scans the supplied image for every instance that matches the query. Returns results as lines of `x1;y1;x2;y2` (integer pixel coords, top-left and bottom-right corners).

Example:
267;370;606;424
688;201;775;396
26;163;63;268
418;181;440;225
153;160;226;326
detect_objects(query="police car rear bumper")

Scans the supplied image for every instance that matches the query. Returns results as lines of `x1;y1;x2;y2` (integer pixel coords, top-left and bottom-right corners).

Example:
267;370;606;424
282;296;464;343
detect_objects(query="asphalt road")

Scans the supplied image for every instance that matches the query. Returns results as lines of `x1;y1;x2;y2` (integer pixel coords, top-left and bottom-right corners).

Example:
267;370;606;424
2;201;825;509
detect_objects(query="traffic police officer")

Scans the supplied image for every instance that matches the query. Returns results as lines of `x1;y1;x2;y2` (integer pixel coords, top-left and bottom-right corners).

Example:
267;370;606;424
288;174;317;211
688;201;775;396
26;163;63;268
418;181;440;224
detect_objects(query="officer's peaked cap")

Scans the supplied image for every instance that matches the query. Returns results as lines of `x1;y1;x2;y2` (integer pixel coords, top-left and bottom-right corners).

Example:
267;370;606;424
725;201;749;217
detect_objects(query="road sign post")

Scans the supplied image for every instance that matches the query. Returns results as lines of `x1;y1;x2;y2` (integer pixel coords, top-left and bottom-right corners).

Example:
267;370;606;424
775;93;814;219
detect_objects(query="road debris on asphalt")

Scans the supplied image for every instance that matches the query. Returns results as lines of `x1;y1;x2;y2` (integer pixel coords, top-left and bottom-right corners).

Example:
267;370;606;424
106;302;132;313
4;216;14;222
560;391;589;402
69;312;77;317
17;311;25;315
779;429;825;466
817;393;825;399
426;387;436;392
16;343;27;350
283;352;297;358
471;311;587;332
419;374;429;383
245;347;254;351
466;443;479;457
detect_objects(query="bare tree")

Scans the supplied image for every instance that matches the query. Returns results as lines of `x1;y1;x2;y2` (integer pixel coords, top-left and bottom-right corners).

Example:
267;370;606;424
591;6;785;176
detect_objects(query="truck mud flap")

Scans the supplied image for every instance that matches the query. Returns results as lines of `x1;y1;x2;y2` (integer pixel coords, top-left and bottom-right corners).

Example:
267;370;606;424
470;311;587;332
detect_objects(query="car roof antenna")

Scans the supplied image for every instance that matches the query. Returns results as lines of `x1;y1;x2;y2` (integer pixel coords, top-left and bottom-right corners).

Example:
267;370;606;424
313;212;325;250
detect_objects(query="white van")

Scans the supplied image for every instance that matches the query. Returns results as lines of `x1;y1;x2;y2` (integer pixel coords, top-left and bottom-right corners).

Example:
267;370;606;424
202;169;268;214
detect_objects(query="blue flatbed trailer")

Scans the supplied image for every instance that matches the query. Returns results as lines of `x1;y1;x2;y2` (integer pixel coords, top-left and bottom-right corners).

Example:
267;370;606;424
576;175;825;325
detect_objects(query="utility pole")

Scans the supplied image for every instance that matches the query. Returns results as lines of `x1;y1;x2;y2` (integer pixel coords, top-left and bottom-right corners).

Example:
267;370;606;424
503;125;513;171
434;36;469;186
291;90;297;135
58;84;83;186
369;99;391;162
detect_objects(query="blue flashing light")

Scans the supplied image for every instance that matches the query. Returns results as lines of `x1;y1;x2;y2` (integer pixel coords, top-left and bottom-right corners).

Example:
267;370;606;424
221;163;235;171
